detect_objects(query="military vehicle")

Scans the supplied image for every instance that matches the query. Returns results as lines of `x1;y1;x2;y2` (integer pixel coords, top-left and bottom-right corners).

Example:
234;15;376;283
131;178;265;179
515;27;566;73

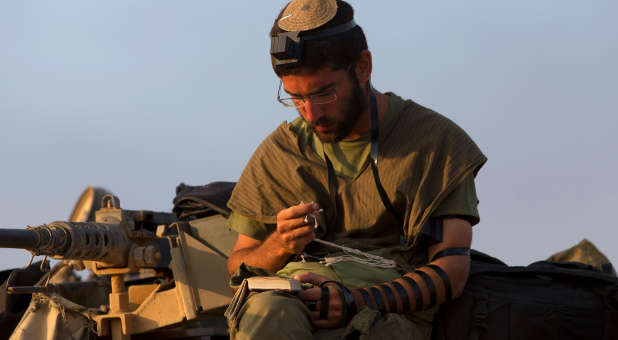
0;185;238;340
1;186;617;340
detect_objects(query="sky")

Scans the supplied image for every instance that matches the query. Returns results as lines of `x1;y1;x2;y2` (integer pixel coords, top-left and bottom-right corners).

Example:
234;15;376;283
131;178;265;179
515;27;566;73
1;1;617;271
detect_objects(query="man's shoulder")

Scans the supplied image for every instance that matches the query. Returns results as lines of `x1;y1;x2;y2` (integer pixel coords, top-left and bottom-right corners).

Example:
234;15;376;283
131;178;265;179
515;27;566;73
244;119;318;174
385;93;450;130
388;96;472;145
383;94;486;177
254;120;300;152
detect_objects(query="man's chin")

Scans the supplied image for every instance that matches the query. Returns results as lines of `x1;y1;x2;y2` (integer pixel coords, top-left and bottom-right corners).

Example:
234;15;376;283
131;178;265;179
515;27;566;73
312;128;344;143
313;130;342;143
308;125;337;143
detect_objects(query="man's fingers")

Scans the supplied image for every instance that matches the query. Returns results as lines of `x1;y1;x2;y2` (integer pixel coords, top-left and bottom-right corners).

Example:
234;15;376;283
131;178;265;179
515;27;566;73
272;223;314;254
295;272;328;286
296;286;321;301
312;319;341;329
281;225;314;243
298;284;344;328
277;202;319;221
277;216;312;233
273;202;320;254
311;309;341;320
311;307;343;328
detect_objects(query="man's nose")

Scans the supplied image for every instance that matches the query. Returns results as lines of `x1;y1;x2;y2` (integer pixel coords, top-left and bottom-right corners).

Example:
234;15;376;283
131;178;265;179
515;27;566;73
302;99;324;123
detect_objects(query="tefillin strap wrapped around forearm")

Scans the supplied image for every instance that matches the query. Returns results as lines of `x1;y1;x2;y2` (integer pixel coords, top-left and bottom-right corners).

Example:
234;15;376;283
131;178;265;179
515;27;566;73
379;284;398;312
363;280;417;313
362;271;449;314
418;247;470;304
414;270;437;307
401;276;423;311
359;246;470;314
390;281;410;313
358;288;373;309
426;264;453;301
368;287;387;312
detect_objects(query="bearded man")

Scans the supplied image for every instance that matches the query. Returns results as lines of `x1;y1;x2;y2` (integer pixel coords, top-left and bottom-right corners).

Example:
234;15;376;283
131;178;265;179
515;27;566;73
225;1;486;339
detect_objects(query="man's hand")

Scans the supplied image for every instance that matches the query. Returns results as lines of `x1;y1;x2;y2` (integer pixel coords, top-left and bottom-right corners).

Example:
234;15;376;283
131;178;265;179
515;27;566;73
270;202;320;255
227;202;320;275
295;272;345;328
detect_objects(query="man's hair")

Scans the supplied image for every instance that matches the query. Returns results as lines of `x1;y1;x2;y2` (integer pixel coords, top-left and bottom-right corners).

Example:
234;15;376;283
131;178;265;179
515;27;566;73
270;0;368;77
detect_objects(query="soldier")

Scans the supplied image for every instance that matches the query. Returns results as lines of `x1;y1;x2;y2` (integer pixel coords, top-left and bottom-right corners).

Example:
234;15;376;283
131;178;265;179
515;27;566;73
226;0;486;339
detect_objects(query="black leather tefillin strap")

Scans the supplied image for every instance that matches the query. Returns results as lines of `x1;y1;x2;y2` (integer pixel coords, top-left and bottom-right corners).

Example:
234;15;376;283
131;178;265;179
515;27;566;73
401;276;423;311
414;270;437;308
368;88;403;226
324;155;339;224
363;283;407;313
322;85;403;228
319;284;330;320
320;281;357;325
359;288;374;309
425;247;470;302
430;247;471;262
377;284;398;313
369;286;387;312
390;281;410;313
426;264;453;302
372;268;450;314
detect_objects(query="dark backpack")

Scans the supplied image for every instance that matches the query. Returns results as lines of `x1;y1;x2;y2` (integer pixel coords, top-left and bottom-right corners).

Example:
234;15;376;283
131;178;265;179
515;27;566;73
433;250;618;340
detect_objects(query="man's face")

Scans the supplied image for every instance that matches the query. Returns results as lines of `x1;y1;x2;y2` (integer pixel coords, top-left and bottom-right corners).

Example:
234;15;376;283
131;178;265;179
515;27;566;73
280;66;365;143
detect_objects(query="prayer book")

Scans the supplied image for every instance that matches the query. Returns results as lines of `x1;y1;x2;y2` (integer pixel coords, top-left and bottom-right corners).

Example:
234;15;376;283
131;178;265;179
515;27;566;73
246;276;303;292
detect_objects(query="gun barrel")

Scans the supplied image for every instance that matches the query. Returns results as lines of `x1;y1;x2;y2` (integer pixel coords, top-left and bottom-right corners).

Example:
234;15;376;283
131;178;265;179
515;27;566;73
0;222;129;265
0;228;41;249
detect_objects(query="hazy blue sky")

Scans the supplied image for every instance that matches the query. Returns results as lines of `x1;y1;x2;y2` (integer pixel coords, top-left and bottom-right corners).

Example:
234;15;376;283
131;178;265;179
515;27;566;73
1;1;617;270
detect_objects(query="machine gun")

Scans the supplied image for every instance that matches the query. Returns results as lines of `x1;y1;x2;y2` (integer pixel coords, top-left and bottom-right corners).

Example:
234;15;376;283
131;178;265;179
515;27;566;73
0;190;237;340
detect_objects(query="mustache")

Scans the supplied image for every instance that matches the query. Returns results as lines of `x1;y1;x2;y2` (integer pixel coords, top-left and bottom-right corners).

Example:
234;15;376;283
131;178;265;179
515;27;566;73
306;116;332;129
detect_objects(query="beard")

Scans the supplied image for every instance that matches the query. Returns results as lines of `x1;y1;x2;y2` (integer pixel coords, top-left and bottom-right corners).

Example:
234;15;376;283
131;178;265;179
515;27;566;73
303;78;365;143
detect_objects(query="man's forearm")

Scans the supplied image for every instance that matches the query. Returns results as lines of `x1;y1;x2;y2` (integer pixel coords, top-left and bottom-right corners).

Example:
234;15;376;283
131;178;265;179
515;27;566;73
350;254;470;313
227;203;319;275
227;236;294;275
348;218;472;313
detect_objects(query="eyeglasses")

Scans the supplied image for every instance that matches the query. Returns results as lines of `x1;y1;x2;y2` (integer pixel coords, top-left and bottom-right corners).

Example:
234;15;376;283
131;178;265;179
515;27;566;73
276;81;338;108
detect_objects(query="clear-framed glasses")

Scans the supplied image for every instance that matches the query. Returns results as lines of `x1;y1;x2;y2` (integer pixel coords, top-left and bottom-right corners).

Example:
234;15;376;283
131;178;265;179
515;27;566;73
276;81;338;108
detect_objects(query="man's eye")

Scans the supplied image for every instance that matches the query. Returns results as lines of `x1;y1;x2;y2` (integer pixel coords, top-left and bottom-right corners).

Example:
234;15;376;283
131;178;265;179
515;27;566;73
313;91;333;99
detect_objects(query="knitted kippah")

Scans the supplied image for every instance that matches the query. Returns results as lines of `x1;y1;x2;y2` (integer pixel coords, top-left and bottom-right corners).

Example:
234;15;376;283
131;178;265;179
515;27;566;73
278;0;338;32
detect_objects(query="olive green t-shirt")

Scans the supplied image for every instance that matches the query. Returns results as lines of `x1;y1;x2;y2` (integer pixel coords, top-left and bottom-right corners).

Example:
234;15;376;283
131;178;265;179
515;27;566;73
228;93;479;241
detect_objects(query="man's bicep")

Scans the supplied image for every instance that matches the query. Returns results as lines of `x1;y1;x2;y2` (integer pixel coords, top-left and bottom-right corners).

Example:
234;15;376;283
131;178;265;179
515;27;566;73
427;218;472;260
422;218;472;299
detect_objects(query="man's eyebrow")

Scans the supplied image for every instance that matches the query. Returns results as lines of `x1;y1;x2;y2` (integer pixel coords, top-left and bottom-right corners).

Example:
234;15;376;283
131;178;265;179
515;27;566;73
284;82;335;97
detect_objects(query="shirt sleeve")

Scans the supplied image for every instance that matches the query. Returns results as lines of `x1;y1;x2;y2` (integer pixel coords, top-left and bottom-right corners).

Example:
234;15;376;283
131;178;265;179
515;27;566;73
430;175;480;226
226;211;276;242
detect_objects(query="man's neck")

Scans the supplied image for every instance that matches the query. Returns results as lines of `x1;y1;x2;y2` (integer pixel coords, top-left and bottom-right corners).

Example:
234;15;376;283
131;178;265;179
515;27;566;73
343;88;388;140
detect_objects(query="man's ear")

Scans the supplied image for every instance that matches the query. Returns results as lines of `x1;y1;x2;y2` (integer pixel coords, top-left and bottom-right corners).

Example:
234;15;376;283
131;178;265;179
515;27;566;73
355;50;372;83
